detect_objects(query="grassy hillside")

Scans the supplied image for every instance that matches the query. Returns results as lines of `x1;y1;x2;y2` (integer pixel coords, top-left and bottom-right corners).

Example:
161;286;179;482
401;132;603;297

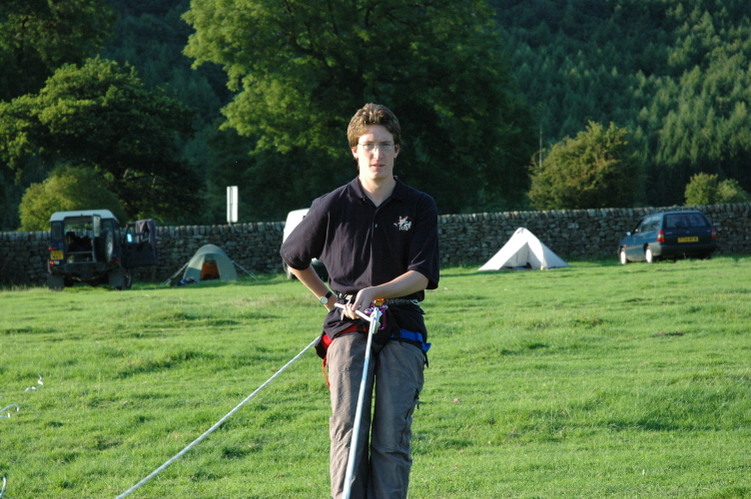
1;257;750;497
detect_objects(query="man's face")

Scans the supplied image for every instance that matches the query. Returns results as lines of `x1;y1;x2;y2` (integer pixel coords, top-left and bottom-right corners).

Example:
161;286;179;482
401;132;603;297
351;124;399;183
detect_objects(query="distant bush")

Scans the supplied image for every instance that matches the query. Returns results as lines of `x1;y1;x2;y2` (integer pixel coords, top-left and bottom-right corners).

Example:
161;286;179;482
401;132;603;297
684;173;751;206
18;164;126;231
528;121;642;209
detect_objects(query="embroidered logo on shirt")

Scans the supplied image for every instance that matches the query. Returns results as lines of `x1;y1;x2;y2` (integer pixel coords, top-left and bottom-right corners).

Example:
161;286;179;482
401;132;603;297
394;216;413;231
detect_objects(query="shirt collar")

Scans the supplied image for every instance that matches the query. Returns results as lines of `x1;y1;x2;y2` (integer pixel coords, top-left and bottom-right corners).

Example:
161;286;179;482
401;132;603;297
348;176;405;203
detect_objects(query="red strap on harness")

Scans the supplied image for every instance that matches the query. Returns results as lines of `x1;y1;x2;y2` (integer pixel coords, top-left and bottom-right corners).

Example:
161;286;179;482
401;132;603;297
320;324;360;388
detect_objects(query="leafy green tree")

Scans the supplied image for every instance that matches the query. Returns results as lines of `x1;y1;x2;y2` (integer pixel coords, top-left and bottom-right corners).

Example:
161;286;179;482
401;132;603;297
0;0;115;101
0;57;202;222
684;172;719;205
684;172;751;205
0;0;115;229
184;0;534;214
18;165;126;231
528;122;642;209
717;178;751;203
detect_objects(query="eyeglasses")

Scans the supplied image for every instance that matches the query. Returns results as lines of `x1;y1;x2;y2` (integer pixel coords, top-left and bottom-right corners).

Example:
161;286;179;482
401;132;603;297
357;142;396;153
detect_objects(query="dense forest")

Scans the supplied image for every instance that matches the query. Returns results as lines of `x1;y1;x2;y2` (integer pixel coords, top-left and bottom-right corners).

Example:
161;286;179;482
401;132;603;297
1;0;750;229
494;0;751;205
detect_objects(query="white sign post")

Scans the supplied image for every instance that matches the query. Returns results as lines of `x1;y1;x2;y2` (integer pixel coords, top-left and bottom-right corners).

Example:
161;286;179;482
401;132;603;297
226;185;238;224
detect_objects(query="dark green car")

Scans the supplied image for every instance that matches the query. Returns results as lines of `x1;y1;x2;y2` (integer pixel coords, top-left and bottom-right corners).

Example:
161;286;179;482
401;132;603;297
618;210;718;264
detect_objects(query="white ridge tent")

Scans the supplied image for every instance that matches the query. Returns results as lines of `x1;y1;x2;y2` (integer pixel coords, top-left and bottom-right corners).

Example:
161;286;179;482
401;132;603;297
479;227;569;271
182;244;238;282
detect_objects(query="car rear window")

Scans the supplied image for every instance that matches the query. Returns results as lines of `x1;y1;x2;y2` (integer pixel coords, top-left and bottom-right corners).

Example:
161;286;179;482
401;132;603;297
664;213;708;228
50;221;63;240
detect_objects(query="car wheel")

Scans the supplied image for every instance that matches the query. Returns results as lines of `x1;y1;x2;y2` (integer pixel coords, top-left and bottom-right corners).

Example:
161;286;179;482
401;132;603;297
619;249;628;265
48;274;64;291
645;246;655;263
96;230;115;262
123;270;133;290
108;268;132;290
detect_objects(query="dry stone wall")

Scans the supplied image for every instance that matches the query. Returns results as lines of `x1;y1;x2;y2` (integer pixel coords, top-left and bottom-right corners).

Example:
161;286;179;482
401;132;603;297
2;203;750;286
438;203;751;266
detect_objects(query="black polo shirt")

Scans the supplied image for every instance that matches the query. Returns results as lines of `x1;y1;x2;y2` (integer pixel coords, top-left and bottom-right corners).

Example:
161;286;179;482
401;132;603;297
281;177;440;335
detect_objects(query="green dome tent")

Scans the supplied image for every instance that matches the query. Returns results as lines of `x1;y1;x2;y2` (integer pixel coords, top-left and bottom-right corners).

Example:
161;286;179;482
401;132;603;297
182;244;238;282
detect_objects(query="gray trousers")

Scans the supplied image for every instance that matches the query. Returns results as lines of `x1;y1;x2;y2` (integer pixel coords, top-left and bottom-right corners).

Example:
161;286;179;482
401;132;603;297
327;333;425;499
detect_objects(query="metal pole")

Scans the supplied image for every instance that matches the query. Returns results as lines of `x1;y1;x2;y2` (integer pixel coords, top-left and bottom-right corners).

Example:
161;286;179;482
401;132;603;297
334;305;381;499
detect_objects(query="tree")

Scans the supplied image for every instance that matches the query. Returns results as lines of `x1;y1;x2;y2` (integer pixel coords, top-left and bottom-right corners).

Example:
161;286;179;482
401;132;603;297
684;172;719;205
18;165;126;231
0;0;116;229
652;53;751;201
528;121;642;209
203;128;339;222
684;172;751;205
717;178;751;203
0;0;115;101
184;0;534;214
0;57;202;222
494;0;751;207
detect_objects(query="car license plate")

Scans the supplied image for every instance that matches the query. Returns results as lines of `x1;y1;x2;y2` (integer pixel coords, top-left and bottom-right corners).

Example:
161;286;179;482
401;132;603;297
50;250;64;260
677;236;698;243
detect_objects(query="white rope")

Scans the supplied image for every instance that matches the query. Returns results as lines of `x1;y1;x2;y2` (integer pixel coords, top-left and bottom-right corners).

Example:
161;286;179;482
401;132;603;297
24;374;44;392
0;404;20;419
115;335;320;498
0;476;6;498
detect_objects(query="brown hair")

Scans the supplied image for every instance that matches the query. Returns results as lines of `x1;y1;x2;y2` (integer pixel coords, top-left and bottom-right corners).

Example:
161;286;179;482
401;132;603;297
346;103;402;148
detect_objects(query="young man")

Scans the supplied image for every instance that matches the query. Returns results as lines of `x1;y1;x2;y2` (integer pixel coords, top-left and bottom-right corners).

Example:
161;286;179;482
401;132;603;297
280;103;440;498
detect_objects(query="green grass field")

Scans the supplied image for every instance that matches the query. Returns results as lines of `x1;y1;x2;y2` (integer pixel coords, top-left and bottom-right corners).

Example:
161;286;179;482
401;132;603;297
1;257;750;498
